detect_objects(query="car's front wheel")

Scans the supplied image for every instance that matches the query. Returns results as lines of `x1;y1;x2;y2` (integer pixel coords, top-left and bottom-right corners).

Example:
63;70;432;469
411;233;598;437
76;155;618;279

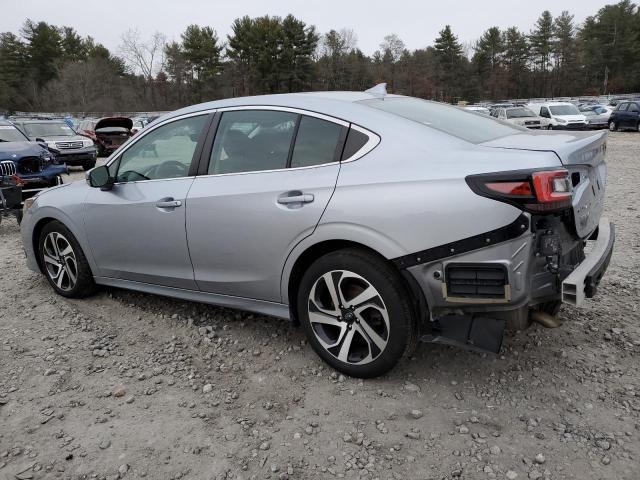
609;121;617;132
297;249;417;378
38;221;96;298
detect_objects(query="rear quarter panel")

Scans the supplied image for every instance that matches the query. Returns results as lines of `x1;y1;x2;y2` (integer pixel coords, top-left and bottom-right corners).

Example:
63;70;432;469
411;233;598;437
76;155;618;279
281;119;563;303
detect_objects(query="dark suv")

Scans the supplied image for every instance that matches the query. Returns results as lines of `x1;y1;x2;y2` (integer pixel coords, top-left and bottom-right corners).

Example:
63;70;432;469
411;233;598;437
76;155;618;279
608;101;640;132
0;120;67;198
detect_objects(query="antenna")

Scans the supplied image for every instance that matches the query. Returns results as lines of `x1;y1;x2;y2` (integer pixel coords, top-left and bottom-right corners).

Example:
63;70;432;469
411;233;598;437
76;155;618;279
365;83;387;97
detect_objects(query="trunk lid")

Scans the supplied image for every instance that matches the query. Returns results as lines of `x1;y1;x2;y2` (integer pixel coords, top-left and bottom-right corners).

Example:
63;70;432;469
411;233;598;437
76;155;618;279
481;130;607;238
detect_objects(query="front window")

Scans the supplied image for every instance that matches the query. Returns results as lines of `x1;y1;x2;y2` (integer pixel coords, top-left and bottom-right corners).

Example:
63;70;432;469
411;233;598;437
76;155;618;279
360;97;523;143
506;108;536;119
22;122;75;137
115;115;207;183
0;125;29;142
549;105;580;116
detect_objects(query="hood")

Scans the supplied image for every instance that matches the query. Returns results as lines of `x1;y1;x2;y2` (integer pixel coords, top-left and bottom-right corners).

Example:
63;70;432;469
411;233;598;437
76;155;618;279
0;141;48;160
32;135;88;142
95;117;133;131
552;114;586;122
480;130;607;167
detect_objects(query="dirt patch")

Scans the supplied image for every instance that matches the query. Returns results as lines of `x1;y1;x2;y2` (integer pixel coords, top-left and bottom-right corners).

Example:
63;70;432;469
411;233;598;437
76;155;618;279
1;133;639;480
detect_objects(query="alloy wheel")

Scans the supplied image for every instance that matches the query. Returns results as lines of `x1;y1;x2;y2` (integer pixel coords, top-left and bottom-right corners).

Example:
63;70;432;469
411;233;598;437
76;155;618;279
307;270;390;365
43;232;78;292
609;122;617;132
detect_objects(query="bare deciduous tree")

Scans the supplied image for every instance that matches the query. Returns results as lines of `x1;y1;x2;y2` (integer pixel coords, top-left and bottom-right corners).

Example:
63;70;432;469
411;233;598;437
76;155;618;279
119;29;166;81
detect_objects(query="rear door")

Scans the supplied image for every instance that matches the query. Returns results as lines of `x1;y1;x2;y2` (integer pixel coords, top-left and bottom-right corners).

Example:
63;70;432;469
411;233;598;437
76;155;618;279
186;108;346;302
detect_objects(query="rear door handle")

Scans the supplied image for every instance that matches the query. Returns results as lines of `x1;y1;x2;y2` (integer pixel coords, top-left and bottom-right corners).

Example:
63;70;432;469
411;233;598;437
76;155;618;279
156;199;182;209
277;194;314;205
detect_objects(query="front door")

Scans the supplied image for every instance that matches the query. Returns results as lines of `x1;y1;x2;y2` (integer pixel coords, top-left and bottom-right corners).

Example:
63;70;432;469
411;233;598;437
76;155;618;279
186;109;346;302
84;114;210;289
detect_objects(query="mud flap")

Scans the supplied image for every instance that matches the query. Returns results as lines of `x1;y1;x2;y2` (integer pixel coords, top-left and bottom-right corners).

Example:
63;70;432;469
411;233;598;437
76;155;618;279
421;315;505;354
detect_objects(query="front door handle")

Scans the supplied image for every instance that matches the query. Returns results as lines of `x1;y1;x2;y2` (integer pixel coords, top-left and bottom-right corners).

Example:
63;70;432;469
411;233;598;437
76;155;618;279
156;199;182;209
277;193;314;205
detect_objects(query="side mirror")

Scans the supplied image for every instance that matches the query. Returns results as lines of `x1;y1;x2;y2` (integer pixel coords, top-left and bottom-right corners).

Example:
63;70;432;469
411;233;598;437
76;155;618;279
88;165;113;190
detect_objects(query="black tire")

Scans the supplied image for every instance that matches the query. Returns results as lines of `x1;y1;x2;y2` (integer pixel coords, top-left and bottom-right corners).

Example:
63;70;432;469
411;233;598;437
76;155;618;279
609;121;617;132
297;248;417;378
15;210;23;225
38;220;97;298
635;121;640;133
82;160;97;171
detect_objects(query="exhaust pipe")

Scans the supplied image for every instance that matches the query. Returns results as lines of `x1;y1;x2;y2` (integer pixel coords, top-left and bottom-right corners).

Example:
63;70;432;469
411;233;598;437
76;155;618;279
530;310;562;328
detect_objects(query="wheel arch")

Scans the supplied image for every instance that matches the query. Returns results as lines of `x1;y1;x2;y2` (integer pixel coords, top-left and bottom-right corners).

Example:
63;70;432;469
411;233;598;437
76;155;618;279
283;238;428;329
29;209;97;277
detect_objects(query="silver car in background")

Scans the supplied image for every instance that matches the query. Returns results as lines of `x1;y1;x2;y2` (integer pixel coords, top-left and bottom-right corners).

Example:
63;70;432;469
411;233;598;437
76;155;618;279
20;89;614;377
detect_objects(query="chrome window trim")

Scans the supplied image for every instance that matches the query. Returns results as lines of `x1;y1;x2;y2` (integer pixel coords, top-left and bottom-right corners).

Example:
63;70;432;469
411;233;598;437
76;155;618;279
214;105;350;127
103;105;380;183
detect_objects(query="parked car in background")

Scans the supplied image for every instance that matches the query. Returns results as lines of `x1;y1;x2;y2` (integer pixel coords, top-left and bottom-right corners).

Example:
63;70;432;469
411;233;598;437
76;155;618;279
527;102;588;130
20;89;613;377
579;105;611;129
608;100;640;132
0;120;67;198
78;117;133;156
491;106;548;129
463;105;491;116
12;120;97;171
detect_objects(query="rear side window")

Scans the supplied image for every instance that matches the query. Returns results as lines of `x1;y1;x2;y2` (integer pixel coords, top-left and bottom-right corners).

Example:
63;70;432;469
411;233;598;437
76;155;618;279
342;128;369;160
209;110;297;174
360;97;522;143
290;116;343;168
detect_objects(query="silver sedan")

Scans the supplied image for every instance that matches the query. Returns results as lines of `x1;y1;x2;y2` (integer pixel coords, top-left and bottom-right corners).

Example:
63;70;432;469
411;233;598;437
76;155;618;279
20;87;614;377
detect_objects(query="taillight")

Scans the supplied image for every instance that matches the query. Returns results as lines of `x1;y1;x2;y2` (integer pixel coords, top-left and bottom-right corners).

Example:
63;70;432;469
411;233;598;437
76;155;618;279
467;169;573;213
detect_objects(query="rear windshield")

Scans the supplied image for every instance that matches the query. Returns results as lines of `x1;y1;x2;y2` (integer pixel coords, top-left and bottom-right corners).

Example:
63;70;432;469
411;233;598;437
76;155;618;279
0;125;29;142
506;108;535;118
359;97;523;143
22;122;75;137
549;105;580;115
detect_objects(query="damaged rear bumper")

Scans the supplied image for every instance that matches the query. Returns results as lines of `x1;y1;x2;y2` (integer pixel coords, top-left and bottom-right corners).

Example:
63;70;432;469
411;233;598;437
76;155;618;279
562;218;615;306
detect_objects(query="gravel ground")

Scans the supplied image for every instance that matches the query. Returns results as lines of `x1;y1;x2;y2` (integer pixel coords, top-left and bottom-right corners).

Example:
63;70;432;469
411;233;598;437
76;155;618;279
1;132;639;480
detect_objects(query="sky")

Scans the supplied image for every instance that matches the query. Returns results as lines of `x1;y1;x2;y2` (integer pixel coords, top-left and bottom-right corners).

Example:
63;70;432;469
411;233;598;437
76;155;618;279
0;0;622;55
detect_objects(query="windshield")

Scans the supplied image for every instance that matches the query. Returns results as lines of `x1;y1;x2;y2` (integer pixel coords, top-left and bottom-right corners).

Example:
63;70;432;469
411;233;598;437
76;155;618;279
23;122;75;137
506;108;535;118
360;97;523;143
549;105;580;116
0;125;29;142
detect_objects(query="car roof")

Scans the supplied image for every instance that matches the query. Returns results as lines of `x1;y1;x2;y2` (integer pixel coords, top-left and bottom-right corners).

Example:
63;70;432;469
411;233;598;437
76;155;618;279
159;91;406;128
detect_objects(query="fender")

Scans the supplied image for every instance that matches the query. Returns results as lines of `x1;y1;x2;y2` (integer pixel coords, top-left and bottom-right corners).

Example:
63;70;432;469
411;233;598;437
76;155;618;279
22;184;98;276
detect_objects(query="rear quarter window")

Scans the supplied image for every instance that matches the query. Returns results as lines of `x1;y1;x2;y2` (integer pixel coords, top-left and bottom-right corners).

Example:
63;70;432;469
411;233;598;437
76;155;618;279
360;97;523;144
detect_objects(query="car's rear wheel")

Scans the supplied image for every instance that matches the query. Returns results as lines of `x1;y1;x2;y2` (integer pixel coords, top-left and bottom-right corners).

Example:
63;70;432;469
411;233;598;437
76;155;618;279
609;121;617;132
38;221;96;298
297;249;417;378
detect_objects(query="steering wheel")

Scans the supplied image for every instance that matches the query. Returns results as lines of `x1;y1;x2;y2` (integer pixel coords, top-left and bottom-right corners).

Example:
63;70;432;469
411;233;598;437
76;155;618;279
149;160;188;179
